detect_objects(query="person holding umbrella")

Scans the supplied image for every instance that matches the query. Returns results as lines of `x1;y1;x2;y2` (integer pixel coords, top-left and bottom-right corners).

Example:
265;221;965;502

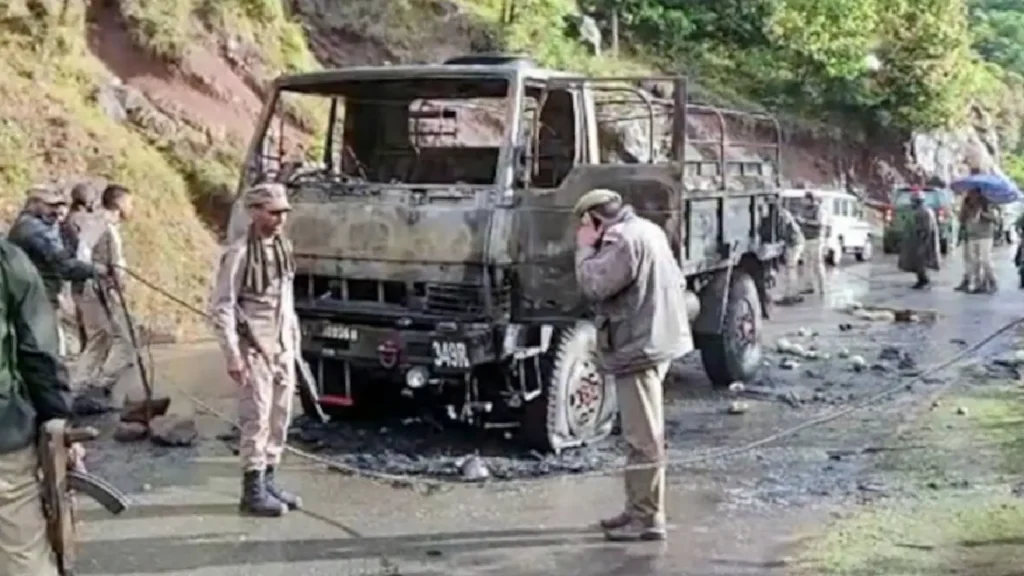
952;172;1024;292
962;189;999;294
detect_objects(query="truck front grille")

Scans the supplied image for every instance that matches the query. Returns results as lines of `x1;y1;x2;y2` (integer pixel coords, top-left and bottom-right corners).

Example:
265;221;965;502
294;275;510;317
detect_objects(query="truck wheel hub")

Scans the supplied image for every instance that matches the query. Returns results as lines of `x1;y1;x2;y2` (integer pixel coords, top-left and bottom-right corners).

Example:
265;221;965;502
733;300;757;345
566;355;603;435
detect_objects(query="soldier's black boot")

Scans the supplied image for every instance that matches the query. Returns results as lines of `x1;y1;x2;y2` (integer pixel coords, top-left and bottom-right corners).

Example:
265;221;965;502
265;466;302;510
239;470;287;517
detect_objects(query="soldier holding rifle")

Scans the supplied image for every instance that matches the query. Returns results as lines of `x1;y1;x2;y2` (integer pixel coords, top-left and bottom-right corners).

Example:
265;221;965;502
0;238;80;575
208;182;303;517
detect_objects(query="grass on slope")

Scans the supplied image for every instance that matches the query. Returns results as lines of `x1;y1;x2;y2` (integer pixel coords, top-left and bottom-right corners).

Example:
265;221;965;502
793;375;1024;576
0;8;215;338
121;0;316;74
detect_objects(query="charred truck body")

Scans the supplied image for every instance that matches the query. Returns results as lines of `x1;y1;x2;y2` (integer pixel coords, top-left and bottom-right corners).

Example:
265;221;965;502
229;55;786;453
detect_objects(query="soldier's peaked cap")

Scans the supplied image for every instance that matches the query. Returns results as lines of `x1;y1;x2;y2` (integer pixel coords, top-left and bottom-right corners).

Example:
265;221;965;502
244;182;291;211
26;184;66;205
573;188;622;217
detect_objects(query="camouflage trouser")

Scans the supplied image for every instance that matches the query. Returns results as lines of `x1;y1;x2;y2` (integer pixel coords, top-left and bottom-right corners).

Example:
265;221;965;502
238;347;296;471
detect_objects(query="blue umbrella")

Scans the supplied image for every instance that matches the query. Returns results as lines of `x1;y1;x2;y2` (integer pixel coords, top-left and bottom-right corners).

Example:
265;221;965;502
950;173;1023;205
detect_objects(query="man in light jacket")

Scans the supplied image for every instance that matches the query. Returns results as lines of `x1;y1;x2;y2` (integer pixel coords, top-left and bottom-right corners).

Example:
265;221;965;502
573;188;692;542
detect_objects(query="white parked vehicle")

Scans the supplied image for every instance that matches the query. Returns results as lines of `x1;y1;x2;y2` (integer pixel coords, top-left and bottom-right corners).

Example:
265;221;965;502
780;188;874;265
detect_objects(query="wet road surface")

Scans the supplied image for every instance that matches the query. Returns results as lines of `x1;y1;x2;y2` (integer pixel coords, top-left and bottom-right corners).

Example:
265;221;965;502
72;246;1024;575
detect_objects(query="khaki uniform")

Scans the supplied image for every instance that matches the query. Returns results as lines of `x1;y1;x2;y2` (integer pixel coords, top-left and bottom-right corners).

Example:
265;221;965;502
575;199;692;528
777;208;805;299
965;206;998;291
795;198;827;295
208;236;299;472
0;446;59;576
73;215;142;407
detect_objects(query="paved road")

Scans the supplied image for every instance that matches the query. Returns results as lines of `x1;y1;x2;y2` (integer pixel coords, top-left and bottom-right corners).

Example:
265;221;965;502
71;246;1024;576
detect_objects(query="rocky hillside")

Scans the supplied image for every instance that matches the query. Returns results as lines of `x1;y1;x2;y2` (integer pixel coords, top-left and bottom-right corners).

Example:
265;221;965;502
0;0;1016;335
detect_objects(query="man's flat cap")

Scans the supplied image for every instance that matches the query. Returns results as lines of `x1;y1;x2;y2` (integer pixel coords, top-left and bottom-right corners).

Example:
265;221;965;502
573;188;622;217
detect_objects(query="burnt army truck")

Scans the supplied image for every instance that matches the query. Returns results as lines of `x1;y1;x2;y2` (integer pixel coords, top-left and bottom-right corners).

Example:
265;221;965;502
227;55;786;453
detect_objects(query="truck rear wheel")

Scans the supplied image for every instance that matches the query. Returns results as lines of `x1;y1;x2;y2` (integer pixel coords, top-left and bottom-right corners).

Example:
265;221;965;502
699;272;764;388
520;321;617;454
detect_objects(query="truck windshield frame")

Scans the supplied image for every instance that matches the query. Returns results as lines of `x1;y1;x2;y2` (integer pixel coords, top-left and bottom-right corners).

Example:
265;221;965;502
255;76;514;187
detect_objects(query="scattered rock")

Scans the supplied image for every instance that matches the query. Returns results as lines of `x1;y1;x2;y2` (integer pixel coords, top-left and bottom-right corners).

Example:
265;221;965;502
879;346;902;361
956;406;969;416
113;422;148;443
778;391;802;408
951;338;968;346
149;415;199;447
797;327;812;338
728;381;745;393
838;348;850;359
812;391;827;402
931;400;941;409
727;401;749;415
777;338;794;353
827;449;857;461
779;358;800;370
850;356;867;371
898;354;918;370
870;363;889;373
459;455;490;482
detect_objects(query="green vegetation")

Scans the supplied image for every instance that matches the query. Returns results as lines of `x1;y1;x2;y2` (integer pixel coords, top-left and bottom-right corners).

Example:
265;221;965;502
460;0;1024;160
0;0;323;337
794;377;1024;575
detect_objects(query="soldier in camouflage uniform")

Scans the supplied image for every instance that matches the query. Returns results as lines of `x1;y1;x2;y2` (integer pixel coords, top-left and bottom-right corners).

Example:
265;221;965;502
209;183;302;517
573;188;692;542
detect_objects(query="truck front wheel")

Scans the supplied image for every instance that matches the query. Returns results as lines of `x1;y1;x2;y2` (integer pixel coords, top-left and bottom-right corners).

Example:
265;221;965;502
699;272;764;388
520;321;618;454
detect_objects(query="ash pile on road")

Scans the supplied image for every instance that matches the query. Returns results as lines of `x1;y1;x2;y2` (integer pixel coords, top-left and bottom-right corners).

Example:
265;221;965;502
275;415;628;482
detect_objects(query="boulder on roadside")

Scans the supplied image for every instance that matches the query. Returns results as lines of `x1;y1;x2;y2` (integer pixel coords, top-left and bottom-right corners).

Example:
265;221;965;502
149;415;198;447
113;422;148;443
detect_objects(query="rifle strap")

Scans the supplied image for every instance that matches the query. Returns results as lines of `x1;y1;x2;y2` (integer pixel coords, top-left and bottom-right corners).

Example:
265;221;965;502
0;244;24;398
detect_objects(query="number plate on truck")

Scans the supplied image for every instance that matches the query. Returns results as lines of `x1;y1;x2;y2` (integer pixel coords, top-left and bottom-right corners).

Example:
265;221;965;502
321;324;359;342
431;340;470;369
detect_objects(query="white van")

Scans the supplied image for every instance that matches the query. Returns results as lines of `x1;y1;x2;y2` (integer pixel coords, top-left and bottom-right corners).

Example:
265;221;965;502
780;188;874;265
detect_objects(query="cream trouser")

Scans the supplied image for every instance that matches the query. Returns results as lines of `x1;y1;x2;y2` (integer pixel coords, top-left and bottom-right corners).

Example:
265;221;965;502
0;445;60;576
238;347;296;471
799;238;827;294
967;237;996;289
782;242;804;298
960;239;976;287
73;282;142;408
614;361;670;523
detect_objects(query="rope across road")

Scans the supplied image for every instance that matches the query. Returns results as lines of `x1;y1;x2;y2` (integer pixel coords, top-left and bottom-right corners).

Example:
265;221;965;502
116;264;1024;492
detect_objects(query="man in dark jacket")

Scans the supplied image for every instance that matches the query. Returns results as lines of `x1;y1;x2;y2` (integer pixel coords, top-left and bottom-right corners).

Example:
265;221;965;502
574;188;692;542
0;239;78;576
7;185;108;357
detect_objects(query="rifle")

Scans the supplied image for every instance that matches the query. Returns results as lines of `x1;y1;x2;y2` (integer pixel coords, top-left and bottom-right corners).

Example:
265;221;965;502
38;419;129;576
235;309;328;425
